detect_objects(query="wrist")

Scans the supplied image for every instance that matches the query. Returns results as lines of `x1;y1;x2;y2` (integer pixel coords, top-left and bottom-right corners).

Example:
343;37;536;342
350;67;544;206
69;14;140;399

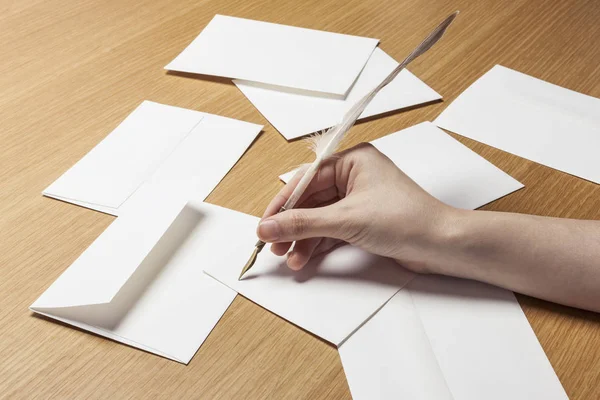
412;206;475;276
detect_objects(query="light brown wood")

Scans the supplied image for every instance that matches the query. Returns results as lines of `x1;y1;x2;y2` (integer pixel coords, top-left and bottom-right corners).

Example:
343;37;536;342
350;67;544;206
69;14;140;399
1;0;599;398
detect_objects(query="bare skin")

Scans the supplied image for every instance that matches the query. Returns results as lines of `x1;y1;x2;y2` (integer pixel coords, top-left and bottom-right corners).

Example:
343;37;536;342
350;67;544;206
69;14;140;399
257;143;600;313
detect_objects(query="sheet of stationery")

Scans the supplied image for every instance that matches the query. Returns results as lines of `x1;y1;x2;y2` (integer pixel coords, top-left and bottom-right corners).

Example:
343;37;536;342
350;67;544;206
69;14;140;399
165;14;378;96
235;47;441;139
435;65;600;183
280;122;523;210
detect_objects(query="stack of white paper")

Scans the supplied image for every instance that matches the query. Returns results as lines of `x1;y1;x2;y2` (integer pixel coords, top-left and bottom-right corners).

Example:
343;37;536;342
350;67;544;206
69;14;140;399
166;15;441;140
435;65;600;183
43;101;262;215
339;275;569;399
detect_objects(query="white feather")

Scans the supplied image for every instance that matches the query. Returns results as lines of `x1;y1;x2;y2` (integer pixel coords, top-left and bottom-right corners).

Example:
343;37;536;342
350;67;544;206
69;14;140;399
282;12;458;210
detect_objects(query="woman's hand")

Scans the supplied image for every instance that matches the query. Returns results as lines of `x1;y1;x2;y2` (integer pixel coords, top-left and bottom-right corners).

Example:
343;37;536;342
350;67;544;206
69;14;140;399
258;141;600;312
257;142;457;273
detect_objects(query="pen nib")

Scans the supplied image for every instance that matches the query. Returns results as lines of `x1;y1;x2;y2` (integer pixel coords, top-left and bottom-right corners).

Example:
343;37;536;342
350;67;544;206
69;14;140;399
238;240;266;280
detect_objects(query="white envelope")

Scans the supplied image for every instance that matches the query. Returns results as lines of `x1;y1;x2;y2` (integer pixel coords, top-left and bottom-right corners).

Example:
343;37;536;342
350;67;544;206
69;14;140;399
31;185;238;364
339;290;453;400
280;122;524;210
43;101;262;216
435;65;600;184
165;15;379;97
339;275;568;400
235;48;441;140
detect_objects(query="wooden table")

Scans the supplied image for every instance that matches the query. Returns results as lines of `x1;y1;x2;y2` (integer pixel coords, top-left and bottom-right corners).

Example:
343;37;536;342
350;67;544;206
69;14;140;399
1;0;599;398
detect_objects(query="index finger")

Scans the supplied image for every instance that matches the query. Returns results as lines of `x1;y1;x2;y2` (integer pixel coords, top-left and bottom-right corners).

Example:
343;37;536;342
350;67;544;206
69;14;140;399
262;159;337;219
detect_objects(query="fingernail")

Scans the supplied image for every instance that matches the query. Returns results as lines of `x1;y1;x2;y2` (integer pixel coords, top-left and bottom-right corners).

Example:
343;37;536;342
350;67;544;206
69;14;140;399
258;219;281;241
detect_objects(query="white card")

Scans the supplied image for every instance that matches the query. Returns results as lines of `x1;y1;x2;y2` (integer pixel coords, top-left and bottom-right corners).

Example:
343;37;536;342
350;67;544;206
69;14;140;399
31;185;237;364
165;15;379;96
206;243;415;346
435;65;600;183
280;122;524;210
43;101;262;215
235;48;441;139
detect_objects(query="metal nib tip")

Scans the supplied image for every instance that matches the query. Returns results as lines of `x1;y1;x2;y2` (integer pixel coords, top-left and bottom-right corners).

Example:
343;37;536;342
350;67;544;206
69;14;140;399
238;240;266;281
239;246;258;280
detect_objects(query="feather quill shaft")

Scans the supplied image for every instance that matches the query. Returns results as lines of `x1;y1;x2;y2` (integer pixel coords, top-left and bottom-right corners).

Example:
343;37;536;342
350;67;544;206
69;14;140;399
239;11;459;280
284;10;458;210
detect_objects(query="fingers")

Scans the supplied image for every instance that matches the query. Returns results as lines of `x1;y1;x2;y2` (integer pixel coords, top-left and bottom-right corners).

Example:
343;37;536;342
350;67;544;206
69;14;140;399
262;160;338;219
297;187;340;209
271;241;292;256
270;192;340;257
262;166;307;218
287;237;344;270
263;142;381;219
287;238;321;270
257;203;349;243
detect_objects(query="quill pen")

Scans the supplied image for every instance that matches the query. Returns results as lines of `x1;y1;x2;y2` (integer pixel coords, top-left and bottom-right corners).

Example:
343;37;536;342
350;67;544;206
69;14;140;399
239;11;459;280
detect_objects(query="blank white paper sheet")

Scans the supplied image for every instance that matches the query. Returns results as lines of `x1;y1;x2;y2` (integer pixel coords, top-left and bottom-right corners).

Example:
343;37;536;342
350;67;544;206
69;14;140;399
235;47;441;139
43;101;262;216
435;65;600;183
165;15;379;97
281;122;524;210
339;275;568;400
206;242;414;346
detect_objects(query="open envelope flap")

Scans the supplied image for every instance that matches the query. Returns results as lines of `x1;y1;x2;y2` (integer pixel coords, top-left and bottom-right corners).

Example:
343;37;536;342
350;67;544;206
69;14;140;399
32;192;239;364
30;308;180;361
31;186;189;310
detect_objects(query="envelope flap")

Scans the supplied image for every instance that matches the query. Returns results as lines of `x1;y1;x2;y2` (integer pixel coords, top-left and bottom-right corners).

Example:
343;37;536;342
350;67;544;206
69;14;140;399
32;185;188;309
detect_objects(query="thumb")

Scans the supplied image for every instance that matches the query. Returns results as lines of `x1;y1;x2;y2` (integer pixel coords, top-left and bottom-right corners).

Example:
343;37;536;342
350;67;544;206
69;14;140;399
257;204;349;243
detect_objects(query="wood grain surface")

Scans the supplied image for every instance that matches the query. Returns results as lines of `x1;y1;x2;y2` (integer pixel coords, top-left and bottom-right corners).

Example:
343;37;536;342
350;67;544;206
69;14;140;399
1;0;599;398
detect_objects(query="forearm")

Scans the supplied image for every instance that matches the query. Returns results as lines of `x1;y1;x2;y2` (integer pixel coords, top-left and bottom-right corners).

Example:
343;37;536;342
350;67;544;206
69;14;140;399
430;209;600;312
